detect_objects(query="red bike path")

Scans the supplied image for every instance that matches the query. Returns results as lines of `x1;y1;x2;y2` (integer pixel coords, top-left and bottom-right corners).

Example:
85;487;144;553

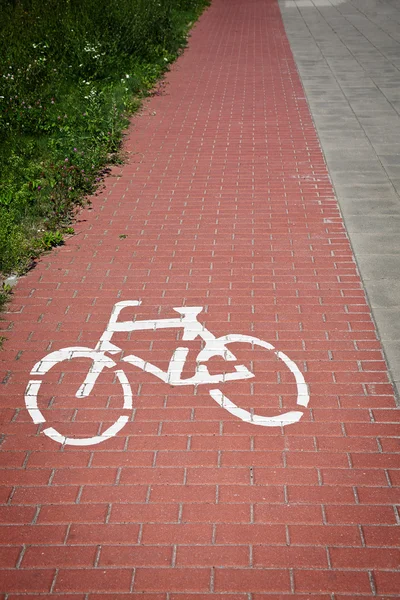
1;0;399;596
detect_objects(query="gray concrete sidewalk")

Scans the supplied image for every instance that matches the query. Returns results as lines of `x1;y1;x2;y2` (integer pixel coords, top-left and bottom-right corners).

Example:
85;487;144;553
279;0;400;400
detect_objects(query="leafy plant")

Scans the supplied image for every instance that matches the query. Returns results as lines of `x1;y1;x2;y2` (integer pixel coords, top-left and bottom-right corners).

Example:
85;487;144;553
38;230;64;250
0;0;210;278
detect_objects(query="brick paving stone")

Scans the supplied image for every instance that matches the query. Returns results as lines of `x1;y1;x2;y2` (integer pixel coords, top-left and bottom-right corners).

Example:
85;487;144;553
0;0;399;596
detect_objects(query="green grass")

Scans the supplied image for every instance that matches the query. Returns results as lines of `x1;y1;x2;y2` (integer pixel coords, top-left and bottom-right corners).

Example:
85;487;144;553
0;0;209;276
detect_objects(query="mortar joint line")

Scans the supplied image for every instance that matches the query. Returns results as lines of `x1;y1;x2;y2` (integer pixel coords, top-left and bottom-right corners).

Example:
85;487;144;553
50;569;58;594
115;466;122;485
105;503;112;524
321;504;327;525
16;544;27;569
394;505;400;525
368;570;377;596
75;486;84;504
209;566;215;593
94;545;101;567
129;567;136;593
289;568;295;594
359;524;366;548
168;543;177;569
7;486;16;505
137;524;143;545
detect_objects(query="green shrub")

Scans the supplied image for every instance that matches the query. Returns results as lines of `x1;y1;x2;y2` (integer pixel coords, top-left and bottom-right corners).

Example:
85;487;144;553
0;0;209;275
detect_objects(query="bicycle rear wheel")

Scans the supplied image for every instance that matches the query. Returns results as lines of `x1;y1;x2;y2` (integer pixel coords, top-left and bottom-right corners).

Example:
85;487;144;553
25;347;132;446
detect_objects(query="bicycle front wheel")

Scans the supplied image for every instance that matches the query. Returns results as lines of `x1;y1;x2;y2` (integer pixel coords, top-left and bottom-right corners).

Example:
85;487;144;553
198;334;309;427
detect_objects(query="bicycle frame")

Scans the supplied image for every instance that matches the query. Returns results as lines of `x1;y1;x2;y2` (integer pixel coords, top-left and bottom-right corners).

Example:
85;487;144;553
77;300;254;398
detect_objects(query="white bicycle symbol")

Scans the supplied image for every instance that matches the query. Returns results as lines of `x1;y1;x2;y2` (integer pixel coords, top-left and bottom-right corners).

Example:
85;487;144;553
25;300;309;446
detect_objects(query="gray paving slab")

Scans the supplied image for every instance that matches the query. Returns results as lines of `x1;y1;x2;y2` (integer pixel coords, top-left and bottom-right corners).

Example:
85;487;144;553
365;281;400;309
384;342;400;382
356;255;400;280
331;171;389;184
332;183;399;200
350;233;400;255
391;179;400;194
343;215;400;234
383;166;400;178
380;155;400;166
338;198;400;216
372;310;400;341
279;0;400;401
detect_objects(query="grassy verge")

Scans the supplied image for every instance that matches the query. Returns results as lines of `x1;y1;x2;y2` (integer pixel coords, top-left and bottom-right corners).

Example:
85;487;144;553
0;0;209;281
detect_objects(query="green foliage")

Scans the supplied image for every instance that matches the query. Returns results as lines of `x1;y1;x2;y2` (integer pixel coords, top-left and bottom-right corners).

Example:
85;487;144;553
37;230;64;250
0;0;209;276
0;281;12;342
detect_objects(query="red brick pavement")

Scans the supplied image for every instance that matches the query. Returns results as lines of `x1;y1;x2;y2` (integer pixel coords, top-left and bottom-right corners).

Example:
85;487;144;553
1;0;399;596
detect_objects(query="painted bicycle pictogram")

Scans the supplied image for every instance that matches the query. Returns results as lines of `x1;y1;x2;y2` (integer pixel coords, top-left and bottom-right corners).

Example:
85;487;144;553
25;300;310;446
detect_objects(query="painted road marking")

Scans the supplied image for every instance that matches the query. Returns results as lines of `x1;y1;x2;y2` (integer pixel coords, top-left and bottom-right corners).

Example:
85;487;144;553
25;301;310;445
